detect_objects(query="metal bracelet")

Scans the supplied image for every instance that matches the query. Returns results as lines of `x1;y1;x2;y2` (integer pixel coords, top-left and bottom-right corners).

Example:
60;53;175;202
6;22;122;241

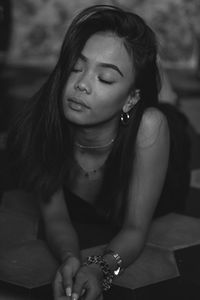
83;255;114;291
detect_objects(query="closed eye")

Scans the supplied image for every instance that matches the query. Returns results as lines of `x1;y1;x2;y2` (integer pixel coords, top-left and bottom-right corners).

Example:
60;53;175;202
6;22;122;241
72;68;83;73
99;77;114;85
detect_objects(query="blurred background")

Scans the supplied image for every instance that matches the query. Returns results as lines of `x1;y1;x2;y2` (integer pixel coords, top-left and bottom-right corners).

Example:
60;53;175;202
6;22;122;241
0;0;200;213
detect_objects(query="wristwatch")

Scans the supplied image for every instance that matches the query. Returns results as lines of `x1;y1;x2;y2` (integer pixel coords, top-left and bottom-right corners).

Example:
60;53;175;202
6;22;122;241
104;250;123;276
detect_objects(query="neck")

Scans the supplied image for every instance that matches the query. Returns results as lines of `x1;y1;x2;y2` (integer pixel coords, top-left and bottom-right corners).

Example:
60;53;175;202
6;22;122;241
71;122;118;151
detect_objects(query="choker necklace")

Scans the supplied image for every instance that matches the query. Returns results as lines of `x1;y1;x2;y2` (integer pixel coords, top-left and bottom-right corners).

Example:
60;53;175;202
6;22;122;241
75;138;115;150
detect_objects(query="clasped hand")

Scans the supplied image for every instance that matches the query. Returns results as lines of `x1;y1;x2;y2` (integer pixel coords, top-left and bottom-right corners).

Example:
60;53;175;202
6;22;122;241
53;255;104;300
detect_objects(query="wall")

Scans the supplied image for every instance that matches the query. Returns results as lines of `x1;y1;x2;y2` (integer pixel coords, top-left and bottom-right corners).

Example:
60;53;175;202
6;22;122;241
7;0;200;69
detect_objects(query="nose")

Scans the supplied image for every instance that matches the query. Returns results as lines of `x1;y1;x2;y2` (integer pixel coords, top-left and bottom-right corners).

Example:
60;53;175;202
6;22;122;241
74;73;91;94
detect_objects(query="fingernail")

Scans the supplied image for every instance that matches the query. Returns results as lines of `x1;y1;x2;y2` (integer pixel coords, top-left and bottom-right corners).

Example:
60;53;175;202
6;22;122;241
81;288;86;296
72;293;79;300
66;287;72;297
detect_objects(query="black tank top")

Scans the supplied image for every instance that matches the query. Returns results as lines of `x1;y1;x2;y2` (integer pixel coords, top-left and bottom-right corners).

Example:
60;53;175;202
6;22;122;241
62;187;118;248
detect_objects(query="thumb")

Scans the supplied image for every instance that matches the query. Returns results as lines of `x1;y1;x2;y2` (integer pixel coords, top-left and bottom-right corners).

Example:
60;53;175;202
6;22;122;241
61;256;81;297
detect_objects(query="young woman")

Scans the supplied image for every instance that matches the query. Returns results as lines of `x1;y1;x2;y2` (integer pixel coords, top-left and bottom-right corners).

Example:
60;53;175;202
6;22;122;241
8;4;190;300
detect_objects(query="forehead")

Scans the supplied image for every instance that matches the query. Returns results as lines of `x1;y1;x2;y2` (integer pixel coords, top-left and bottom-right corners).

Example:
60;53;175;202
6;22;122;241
82;32;134;77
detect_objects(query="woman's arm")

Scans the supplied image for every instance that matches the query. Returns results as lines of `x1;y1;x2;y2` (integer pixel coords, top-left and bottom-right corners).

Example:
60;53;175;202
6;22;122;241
39;189;82;298
103;107;170;270
39;189;81;262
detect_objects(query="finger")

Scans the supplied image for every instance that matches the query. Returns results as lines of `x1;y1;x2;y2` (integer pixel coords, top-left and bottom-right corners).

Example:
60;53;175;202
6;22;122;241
60;264;73;296
84;290;101;300
53;271;65;299
81;284;101;300
62;256;81;295
72;271;86;300
77;289;86;300
81;288;86;296
98;294;104;300
66;286;72;298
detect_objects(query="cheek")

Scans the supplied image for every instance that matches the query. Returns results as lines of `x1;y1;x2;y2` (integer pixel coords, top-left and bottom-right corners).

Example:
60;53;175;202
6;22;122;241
62;79;72;96
97;88;129;112
63;72;77;93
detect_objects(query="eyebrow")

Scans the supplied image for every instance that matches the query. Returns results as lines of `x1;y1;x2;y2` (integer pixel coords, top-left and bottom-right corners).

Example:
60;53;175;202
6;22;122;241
79;53;124;77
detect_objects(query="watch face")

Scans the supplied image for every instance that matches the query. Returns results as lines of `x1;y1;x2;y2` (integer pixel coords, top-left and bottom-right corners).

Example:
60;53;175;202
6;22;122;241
114;266;121;276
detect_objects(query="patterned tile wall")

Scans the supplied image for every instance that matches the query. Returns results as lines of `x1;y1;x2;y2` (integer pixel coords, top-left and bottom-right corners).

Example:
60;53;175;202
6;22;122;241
8;0;200;69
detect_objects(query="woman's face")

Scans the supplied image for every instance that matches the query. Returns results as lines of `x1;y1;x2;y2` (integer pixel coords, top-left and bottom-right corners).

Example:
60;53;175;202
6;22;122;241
62;32;135;127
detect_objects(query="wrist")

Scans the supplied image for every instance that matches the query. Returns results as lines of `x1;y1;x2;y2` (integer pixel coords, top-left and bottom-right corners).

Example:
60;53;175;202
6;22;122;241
83;255;114;291
85;262;104;280
62;251;81;263
102;253;118;273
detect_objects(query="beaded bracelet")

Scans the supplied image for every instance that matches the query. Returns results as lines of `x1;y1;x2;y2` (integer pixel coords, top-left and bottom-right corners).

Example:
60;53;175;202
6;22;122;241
83;255;114;291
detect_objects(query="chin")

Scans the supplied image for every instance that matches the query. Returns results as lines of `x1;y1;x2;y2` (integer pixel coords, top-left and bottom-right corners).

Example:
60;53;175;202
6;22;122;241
64;111;88;126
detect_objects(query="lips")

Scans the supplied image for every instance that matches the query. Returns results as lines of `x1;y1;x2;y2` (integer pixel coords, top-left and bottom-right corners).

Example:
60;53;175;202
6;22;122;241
68;97;90;109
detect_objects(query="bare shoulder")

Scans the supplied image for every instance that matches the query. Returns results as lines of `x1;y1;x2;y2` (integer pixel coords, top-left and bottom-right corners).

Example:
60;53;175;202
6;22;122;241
136;107;169;148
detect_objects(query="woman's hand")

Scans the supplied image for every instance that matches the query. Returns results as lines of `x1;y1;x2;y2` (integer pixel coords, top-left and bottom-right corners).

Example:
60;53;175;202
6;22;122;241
53;255;81;299
71;264;104;300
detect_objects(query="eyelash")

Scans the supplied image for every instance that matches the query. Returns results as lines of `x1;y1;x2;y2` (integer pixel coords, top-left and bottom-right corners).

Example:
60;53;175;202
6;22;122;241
72;68;82;73
99;78;113;85
72;69;113;85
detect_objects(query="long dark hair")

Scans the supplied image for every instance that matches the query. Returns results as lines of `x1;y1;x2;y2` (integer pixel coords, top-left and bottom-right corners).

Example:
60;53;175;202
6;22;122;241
8;5;161;223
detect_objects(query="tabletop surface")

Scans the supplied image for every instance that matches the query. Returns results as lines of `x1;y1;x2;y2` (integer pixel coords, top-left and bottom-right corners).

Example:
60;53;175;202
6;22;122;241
1;190;200;299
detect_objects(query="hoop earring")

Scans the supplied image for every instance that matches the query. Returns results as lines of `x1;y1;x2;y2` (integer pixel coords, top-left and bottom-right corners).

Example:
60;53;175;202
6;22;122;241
120;112;130;125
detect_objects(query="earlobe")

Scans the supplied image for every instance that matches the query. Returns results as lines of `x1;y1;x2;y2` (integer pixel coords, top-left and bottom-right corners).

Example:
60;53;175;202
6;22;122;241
122;89;140;113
